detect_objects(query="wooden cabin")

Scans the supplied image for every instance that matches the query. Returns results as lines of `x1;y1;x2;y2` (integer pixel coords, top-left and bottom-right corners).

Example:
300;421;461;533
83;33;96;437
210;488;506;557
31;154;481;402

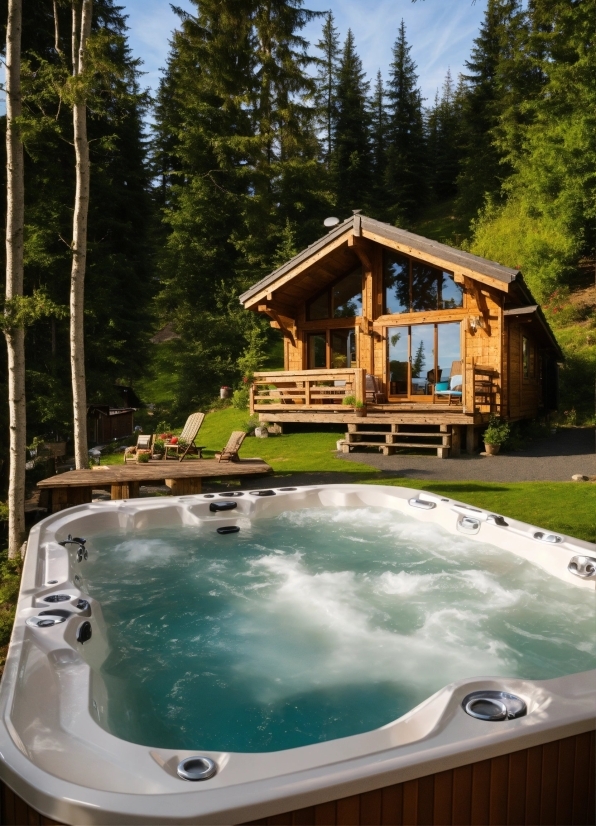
87;405;136;445
240;213;562;457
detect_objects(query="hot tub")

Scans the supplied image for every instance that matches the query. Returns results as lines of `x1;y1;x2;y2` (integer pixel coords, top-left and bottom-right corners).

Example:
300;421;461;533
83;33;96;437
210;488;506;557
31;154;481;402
0;484;594;825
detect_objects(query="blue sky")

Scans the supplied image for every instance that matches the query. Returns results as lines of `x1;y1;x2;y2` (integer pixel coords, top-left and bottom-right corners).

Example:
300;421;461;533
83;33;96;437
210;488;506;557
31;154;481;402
122;0;487;105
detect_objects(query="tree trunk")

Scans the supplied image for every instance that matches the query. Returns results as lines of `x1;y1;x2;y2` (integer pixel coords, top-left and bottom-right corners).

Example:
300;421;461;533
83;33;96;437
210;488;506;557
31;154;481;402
70;0;92;469
4;0;26;559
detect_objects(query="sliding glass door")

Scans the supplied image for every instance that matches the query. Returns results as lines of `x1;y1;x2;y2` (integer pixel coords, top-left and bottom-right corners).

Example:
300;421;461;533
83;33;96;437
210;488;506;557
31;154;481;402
387;322;461;399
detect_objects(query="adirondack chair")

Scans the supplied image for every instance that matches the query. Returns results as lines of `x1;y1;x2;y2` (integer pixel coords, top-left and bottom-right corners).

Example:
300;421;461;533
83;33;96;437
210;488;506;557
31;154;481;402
164;412;206;461
214;431;246;463
124;434;153;463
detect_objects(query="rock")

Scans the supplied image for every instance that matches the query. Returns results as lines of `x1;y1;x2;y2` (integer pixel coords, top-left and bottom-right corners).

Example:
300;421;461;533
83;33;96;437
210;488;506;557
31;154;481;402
255;427;269;438
571;474;589;482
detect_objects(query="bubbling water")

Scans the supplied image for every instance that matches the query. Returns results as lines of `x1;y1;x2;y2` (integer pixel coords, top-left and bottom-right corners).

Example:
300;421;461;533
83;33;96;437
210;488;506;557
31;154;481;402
84;507;596;752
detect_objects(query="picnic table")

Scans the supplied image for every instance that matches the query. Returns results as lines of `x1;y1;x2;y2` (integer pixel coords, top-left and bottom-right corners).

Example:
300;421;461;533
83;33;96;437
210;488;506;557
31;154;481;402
37;459;272;513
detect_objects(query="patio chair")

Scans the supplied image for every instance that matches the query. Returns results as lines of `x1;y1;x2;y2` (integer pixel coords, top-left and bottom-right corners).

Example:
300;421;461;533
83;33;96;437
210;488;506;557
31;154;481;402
164;412;206;462
433;361;463;405
214;431;246;463
124;434;153;463
366;374;386;404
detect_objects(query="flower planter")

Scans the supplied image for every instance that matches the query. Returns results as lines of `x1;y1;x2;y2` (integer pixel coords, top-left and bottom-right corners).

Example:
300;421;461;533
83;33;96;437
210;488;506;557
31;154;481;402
354;407;367;418
484;443;500;455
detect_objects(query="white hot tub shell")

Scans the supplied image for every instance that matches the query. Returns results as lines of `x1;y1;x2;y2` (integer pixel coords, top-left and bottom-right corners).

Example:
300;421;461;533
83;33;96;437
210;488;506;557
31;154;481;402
0;484;594;825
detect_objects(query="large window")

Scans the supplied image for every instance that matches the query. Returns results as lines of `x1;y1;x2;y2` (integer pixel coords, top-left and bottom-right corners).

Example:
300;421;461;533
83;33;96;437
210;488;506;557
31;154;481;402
387;322;461;396
307;330;356;369
384;251;463;314
307;268;362;321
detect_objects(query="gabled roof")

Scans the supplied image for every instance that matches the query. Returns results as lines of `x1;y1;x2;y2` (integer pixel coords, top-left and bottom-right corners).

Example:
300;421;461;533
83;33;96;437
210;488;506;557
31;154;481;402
239;213;519;306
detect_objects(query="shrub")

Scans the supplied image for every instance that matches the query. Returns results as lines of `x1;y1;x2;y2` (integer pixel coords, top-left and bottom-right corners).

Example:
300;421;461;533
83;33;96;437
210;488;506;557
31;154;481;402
232;388;250;410
483;416;510;446
342;395;365;409
136;450;151;463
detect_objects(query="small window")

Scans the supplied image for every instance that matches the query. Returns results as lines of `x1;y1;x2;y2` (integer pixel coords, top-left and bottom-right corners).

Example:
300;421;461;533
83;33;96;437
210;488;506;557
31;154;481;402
384;252;409;314
307;268;362;321
307;334;326;369
522;336;533;378
439;273;463;309
333;268;362;318
307;292;328;321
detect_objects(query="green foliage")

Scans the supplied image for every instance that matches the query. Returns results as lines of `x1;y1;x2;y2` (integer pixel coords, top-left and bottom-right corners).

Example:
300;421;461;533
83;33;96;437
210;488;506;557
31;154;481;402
0;549;22;673
483;416;511;446
232;388;250;410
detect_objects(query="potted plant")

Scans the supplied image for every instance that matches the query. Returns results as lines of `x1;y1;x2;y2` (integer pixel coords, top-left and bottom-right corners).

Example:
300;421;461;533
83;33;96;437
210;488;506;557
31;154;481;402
342;395;367;417
136;450;151;463
483;416;510;455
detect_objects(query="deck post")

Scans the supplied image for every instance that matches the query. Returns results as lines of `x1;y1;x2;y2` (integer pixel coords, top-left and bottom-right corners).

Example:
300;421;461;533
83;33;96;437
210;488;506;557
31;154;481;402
451;425;461;457
249;383;255;415
466;425;475;454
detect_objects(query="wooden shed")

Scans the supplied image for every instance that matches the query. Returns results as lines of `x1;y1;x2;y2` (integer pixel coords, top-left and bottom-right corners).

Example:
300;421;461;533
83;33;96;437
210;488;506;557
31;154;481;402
240;213;562;457
86;406;136;445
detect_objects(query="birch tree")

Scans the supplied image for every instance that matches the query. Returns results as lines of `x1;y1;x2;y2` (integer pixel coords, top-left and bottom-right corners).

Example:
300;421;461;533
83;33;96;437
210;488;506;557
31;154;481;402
4;0;26;559
70;0;92;468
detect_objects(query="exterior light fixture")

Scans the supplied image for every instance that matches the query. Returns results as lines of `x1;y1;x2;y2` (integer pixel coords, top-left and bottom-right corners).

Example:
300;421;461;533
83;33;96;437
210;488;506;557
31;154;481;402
468;316;485;332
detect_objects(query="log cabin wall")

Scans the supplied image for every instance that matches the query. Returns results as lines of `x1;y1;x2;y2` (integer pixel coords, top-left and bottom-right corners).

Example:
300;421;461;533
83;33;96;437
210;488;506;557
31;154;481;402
507;322;542;420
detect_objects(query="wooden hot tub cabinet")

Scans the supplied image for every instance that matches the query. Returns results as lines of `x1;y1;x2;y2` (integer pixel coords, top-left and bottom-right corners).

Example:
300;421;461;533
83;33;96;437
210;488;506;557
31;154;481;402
1;731;593;825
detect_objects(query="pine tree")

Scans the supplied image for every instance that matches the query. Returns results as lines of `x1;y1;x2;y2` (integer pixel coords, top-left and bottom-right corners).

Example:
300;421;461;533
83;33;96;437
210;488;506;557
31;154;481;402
314;11;340;168
385;20;426;225
426;69;463;202
331;29;371;216
369;70;389;220
455;0;525;220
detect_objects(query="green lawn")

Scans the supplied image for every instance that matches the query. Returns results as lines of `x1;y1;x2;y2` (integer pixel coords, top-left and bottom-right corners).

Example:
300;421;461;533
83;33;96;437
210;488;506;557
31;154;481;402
100;408;596;543
362;478;596;544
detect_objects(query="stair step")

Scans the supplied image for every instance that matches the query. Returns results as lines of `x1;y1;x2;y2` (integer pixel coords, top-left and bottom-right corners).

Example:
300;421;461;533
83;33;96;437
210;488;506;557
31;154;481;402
346;430;444;437
344;441;449;449
346;434;450;445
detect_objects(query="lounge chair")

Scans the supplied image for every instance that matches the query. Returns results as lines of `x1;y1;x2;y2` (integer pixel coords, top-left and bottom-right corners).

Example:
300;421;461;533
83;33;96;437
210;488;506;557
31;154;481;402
124;434;153;463
214;431;246;463
366;374;386;404
164;412;206;461
433;361;463;405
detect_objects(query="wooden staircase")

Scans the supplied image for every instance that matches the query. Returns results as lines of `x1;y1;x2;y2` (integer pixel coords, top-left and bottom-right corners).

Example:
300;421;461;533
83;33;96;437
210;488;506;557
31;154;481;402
341;423;453;458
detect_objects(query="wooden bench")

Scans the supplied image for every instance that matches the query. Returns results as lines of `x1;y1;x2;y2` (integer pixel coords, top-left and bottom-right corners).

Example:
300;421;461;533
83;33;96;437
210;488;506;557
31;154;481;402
37;459;272;513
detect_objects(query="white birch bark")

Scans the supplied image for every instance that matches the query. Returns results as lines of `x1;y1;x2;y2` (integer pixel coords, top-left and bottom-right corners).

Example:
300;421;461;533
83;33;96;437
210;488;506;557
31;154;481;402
4;0;26;559
70;0;92;469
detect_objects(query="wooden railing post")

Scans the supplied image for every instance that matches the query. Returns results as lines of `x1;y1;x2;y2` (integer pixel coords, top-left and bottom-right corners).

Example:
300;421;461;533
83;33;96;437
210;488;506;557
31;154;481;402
249;383;255;415
355;368;366;405
464;360;475;413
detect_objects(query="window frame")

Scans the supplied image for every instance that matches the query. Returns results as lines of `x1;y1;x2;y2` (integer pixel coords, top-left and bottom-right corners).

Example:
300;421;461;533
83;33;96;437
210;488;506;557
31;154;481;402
306;267;363;322
383;250;463;315
305;328;357;370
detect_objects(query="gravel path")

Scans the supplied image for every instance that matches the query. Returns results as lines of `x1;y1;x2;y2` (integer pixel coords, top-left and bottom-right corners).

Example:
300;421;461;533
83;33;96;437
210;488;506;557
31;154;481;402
335;427;596;483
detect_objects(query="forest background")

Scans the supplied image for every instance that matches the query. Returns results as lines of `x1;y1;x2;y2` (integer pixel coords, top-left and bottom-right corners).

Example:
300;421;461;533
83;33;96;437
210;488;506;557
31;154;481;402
0;0;595;459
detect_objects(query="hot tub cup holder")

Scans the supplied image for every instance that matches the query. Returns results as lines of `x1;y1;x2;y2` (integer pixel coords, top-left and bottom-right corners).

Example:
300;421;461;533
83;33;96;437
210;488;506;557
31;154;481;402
26;615;66;629
457;516;481;535
568;555;596;580
249;490;276;496
209;501;237;513
534;531;562;544
408;498;436;511
219;491;244;497
43;593;72;604
177;756;217;781
462;690;527;721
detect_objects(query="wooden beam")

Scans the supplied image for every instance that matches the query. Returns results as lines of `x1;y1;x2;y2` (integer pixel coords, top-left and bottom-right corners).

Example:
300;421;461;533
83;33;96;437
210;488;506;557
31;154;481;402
244;230;353;308
257;305;296;346
347;235;374;272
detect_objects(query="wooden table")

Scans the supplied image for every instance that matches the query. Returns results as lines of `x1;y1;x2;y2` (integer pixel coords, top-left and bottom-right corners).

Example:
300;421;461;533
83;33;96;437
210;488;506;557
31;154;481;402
37;459;272;513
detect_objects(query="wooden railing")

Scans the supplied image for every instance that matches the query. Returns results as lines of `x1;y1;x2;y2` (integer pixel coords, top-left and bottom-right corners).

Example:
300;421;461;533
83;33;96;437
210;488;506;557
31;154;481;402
250;368;366;413
465;362;500;414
